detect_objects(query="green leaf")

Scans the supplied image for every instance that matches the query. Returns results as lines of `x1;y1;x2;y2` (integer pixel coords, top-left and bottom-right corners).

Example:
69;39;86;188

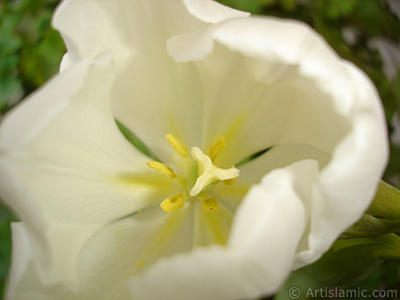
20;28;65;87
115;120;161;161
217;0;263;14
367;180;400;219
0;14;22;55
0;203;17;298
280;0;296;12
0;77;23;113
343;181;400;237
275;237;400;300
345;214;400;237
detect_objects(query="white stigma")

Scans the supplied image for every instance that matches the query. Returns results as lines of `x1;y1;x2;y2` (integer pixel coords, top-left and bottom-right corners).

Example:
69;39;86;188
189;147;239;197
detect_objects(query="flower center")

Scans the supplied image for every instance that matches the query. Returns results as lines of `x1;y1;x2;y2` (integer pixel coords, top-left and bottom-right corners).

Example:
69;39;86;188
189;147;239;196
146;134;239;213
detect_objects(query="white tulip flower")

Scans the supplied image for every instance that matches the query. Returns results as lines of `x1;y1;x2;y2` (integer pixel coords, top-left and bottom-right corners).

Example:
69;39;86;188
0;0;388;299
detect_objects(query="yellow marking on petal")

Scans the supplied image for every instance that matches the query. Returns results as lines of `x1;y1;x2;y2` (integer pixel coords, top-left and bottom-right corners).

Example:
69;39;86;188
224;114;246;146
166;134;189;157
223;165;239;186
160;194;185;212
147;161;176;178
136;259;145;267
202;198;219;212
209;136;226;161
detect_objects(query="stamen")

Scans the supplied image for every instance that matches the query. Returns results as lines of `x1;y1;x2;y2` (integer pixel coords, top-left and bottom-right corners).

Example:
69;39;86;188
223;165;239;186
166;134;189;157
209;136;226;161
147;161;176;178
202;197;219;212
160;193;185;212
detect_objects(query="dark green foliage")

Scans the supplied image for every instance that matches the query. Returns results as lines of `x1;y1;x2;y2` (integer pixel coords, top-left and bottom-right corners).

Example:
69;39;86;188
0;0;65;114
0;203;17;297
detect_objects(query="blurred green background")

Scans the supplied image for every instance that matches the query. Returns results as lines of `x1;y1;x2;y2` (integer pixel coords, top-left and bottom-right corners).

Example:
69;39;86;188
0;0;400;299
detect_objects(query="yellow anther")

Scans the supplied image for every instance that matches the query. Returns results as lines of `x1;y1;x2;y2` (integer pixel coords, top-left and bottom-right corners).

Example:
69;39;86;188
202;198;219;212
209;136;226;161
223;165;239;186
160;194;185;212
166;134;189;157
147;161;176;178
136;259;145;267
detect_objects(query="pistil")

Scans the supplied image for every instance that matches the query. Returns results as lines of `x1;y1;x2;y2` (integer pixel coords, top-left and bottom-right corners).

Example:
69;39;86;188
223;166;239;186
145;134;239;213
189;147;239;197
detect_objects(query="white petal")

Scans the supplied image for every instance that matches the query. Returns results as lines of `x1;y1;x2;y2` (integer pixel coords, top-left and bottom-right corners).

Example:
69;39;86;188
128;160;314;300
167;17;319;63
53;0;248;68
167;28;215;63
6;223;73;300
128;246;267;300
167;17;357;168
167;15;388;270
53;0;201;69
6;220;134;300
192;200;233;246
237;143;331;185
0;56;95;151
0;55;174;287
6;4;387;299
210;16;355;117
52;0;210;162
6;223;35;300
211;143;330;213
52;0;247;165
8;203;227;299
229;160;317;289
52;0;127;70
81;204;195;299
182;0;249;24
294;62;388;268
